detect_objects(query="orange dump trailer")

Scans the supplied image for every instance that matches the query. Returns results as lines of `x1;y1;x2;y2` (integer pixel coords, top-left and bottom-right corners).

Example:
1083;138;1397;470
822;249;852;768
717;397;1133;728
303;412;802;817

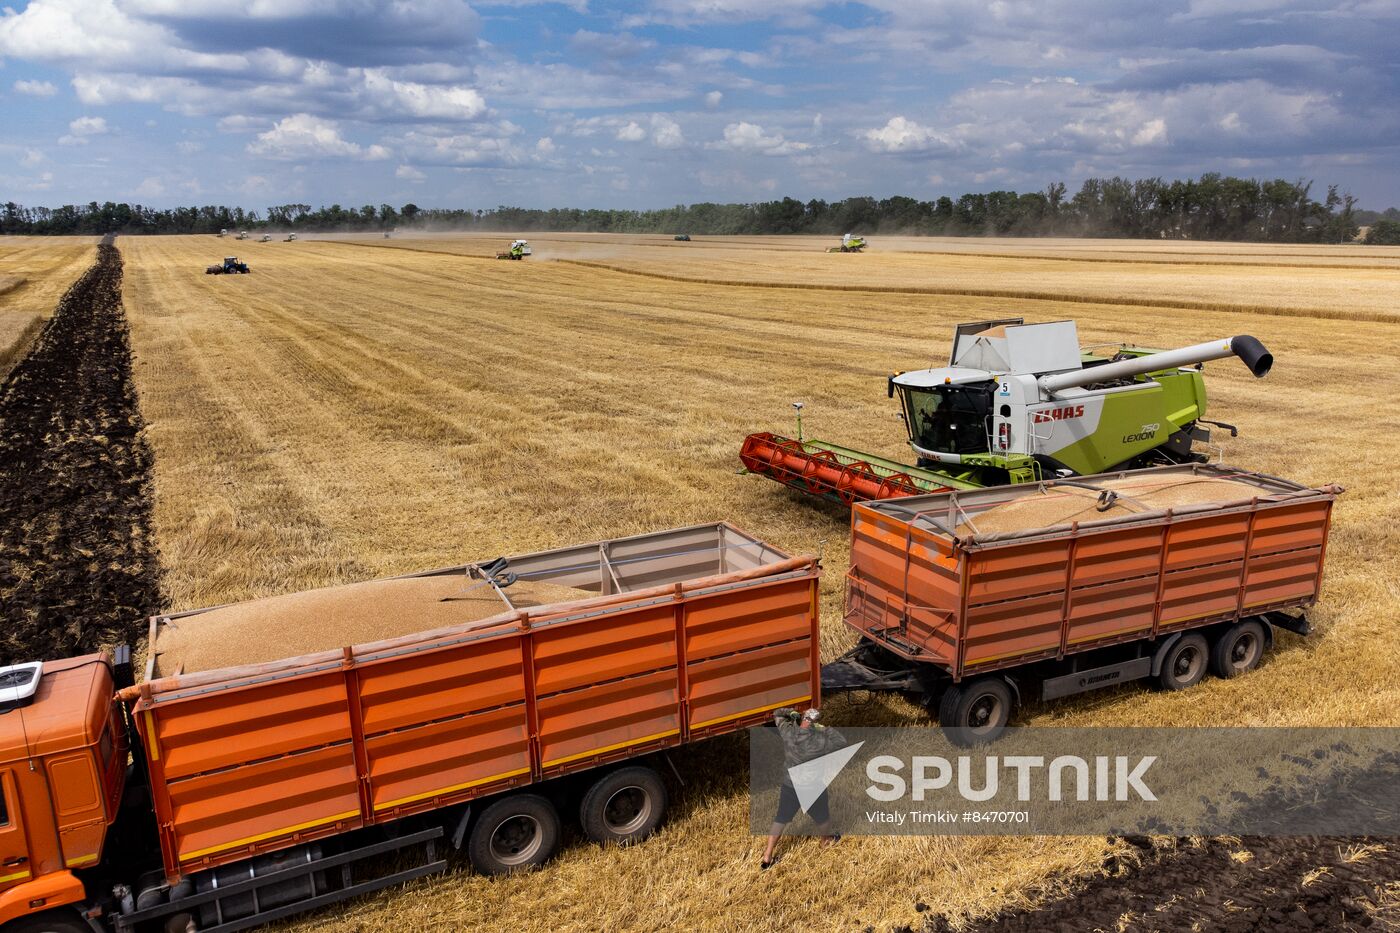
0;523;819;933
824;465;1340;743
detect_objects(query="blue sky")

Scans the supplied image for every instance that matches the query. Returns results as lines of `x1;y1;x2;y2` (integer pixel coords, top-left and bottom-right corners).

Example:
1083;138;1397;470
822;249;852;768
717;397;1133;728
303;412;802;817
1;0;1397;210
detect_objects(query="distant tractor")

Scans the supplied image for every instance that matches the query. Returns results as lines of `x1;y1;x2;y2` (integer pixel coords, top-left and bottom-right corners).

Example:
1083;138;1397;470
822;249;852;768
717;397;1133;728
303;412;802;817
205;256;250;275
674;234;691;241
827;233;867;253
496;239;532;260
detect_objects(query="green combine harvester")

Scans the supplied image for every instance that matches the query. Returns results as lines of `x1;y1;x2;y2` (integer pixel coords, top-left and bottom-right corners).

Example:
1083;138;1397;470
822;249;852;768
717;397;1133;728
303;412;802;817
827;233;867;252
740;318;1273;503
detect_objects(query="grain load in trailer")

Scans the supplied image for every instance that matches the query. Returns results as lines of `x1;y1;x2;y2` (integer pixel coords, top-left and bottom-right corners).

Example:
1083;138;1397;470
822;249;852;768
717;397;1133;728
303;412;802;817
0;523;820;933
823;464;1341;744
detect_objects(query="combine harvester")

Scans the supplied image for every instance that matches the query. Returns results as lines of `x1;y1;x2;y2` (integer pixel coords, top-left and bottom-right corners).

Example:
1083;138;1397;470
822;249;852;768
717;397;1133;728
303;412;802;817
827;233;867;253
741;318;1272;505
259;234;271;243
0;525;819;932
497;239;532;260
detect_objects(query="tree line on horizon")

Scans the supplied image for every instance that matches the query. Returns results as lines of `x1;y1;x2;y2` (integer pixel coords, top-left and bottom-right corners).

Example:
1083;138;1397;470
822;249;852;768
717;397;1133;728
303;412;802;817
3;174;1396;243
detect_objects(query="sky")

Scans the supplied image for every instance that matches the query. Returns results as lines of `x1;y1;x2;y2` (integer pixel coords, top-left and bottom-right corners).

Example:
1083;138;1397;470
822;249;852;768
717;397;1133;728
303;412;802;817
0;0;1397;210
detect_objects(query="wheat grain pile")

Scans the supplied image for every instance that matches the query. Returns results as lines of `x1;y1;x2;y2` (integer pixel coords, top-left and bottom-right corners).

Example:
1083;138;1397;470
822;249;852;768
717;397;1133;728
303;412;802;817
959;476;1263;535
107;233;1400;932
154;575;586;675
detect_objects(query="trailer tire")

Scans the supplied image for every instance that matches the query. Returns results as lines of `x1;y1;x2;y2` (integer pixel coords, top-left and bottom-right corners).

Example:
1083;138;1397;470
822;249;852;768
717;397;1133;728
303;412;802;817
467;794;560;876
10;909;90;933
938;677;1013;746
579;765;668;846
1157;632;1209;690
1210;620;1265;678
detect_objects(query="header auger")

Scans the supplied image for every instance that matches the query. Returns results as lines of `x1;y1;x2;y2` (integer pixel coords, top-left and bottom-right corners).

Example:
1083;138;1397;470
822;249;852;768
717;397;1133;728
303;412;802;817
741;318;1272;505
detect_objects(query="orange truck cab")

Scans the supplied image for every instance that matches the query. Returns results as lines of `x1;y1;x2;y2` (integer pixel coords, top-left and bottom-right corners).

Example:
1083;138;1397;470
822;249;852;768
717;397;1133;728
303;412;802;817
0;654;126;930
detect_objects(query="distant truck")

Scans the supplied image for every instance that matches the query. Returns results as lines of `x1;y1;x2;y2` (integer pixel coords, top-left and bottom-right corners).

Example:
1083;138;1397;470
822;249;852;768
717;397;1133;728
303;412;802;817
0;524;819;932
823;464;1340;743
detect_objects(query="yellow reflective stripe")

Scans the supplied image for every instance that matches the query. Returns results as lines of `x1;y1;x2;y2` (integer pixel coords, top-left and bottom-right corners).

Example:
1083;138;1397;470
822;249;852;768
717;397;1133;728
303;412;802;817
180;809;360;862
373;767;532;812
691;697;811;731
0;869;31;883
543;728;680;768
65;853;98;867
145;710;160;760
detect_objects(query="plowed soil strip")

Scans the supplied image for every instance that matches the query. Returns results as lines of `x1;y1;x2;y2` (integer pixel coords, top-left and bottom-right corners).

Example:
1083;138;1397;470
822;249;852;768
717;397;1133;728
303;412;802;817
0;241;162;664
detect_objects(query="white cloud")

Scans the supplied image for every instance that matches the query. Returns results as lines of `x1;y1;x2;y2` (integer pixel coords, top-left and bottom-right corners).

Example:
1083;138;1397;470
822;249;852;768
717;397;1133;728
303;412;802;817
176;140;204;154
616;121;647;142
134;177;165;197
1131;118;1167;146
395;163;426;181
13;79;58;97
704;90;723;108
21;148;45;167
651;114;684;149
712;121;810;156
58;115;108;145
247;114;390;160
859;116;958;155
360;71;487;121
535;136;556;154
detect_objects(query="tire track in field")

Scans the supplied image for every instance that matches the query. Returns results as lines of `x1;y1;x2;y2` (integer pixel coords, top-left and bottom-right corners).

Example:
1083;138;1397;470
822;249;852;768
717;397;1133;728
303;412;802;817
0;241;163;663
555;260;1400;325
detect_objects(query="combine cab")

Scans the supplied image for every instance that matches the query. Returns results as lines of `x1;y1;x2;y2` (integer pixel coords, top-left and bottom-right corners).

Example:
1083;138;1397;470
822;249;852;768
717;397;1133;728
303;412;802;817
205;256;250;275
826;233;867;253
741;318;1272;505
496;239;532;260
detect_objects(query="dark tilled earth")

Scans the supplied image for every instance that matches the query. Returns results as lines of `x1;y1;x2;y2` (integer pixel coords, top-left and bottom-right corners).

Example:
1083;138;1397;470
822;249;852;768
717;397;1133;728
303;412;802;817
0;240;162;664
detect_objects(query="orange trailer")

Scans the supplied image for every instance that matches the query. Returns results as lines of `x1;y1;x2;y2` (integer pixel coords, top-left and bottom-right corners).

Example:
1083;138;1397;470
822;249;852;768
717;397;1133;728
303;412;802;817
0;523;819;933
824;464;1340;743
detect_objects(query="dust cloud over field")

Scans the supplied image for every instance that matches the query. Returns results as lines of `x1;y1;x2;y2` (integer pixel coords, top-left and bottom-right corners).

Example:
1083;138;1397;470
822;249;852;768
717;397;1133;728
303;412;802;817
113;233;1400;931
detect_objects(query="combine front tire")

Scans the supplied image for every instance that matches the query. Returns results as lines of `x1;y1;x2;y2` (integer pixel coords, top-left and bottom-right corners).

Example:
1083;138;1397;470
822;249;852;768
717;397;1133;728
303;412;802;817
1157;632;1209;690
1210;620;1265;678
938;676;1013;746
467;794;560;875
579;765;667;846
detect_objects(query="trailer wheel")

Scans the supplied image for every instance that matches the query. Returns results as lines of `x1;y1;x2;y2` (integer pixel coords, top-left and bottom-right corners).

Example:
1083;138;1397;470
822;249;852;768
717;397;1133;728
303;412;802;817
1157;633;1209;690
10;909;90;933
1210;620;1265;678
579;765;668;846
467;794;560;876
938;677;1013;746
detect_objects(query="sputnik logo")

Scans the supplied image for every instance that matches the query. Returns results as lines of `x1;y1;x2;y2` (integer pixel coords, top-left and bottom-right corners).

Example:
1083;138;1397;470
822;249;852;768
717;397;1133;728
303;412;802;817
789;742;865;813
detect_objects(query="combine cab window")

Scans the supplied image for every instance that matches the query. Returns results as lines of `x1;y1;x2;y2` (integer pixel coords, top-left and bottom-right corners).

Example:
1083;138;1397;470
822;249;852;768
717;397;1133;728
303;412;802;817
900;384;994;456
0;780;8;826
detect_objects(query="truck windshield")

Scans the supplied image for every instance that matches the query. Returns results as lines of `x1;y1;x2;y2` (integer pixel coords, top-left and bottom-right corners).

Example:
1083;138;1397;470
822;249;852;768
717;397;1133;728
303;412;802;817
899;383;993;455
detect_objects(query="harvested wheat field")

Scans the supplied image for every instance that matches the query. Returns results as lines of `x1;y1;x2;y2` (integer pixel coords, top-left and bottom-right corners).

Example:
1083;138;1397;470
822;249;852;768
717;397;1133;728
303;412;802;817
0;236;98;377
106;233;1400;931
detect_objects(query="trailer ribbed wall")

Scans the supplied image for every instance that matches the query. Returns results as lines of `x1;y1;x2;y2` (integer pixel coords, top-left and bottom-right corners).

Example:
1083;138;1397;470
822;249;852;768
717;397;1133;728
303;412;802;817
845;466;1338;679
132;549;818;882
